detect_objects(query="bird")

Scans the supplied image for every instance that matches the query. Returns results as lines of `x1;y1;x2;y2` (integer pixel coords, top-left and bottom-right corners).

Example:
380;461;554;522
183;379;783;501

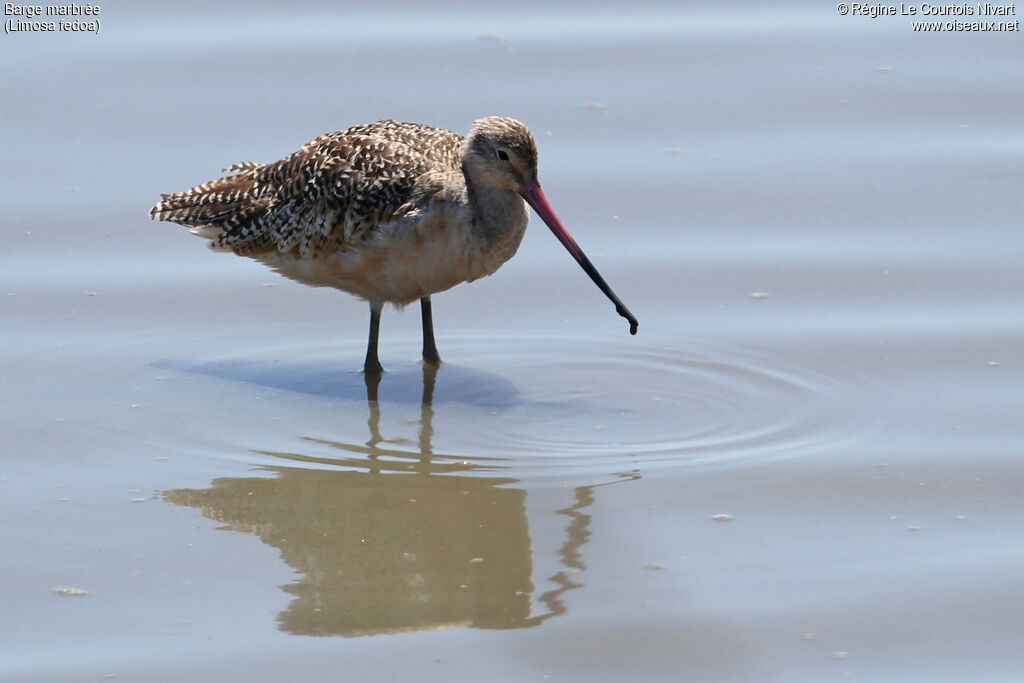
150;116;638;374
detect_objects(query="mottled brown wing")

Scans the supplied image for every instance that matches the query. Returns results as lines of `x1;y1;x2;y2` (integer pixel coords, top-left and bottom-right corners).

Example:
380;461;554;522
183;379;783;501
151;120;466;258
344;120;464;171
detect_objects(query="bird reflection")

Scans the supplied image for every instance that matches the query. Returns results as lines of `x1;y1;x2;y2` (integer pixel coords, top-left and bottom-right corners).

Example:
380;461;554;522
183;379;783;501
164;363;639;637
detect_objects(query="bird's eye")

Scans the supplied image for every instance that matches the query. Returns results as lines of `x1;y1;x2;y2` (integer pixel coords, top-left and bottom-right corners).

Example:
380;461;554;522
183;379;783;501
496;150;509;161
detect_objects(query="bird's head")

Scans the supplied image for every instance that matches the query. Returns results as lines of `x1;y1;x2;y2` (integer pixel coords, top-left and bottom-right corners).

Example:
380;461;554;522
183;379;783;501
462;116;540;193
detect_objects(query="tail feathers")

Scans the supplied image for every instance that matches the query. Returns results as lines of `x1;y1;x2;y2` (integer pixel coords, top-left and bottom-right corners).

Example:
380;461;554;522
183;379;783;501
187;204;273;251
188;225;223;241
150;164;267;228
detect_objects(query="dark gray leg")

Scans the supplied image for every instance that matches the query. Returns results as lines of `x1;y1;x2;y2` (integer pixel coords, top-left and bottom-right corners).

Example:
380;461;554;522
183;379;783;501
364;302;383;375
420;296;441;365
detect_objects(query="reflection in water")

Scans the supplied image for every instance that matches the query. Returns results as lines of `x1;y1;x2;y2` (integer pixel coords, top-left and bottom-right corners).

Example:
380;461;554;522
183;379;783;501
164;364;639;637
167;462;533;635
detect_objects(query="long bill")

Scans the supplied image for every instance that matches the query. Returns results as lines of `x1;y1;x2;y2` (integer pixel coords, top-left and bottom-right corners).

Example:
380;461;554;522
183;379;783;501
519;181;638;335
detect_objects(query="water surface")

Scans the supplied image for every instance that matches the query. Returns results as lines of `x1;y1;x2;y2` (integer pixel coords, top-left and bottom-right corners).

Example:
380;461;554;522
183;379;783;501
3;2;1023;681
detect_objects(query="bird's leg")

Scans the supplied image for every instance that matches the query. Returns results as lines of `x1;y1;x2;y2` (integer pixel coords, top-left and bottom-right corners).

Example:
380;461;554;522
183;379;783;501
420;296;441;365
364;302;384;375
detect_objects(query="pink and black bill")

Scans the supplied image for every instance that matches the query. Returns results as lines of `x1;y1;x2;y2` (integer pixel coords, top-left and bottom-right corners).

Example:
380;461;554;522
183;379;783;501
519;182;639;335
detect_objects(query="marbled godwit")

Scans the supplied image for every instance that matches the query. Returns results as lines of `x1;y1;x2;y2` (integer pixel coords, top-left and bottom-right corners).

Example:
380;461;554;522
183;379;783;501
150;116;638;374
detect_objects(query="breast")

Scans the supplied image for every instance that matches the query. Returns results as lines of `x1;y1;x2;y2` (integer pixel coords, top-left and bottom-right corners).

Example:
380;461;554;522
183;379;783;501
254;203;528;307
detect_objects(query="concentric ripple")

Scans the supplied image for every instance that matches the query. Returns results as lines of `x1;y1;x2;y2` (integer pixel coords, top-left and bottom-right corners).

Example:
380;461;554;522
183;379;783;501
430;335;857;476
206;333;864;480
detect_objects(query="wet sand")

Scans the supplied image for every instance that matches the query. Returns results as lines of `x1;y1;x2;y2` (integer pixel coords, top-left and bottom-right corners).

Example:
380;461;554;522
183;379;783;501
3;2;1023;681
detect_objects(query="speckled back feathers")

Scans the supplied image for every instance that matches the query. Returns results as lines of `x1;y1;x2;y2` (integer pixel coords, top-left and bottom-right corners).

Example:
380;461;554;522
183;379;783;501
150;120;468;257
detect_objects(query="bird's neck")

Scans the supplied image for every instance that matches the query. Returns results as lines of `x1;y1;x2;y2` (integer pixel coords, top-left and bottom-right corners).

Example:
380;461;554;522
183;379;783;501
462;164;529;248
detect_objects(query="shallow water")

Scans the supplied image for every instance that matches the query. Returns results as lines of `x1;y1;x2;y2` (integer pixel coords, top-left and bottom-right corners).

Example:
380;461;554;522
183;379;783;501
3;2;1024;681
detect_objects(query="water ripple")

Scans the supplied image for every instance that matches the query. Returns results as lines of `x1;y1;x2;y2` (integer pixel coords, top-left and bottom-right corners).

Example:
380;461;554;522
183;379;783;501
172;334;862;479
438;338;856;476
